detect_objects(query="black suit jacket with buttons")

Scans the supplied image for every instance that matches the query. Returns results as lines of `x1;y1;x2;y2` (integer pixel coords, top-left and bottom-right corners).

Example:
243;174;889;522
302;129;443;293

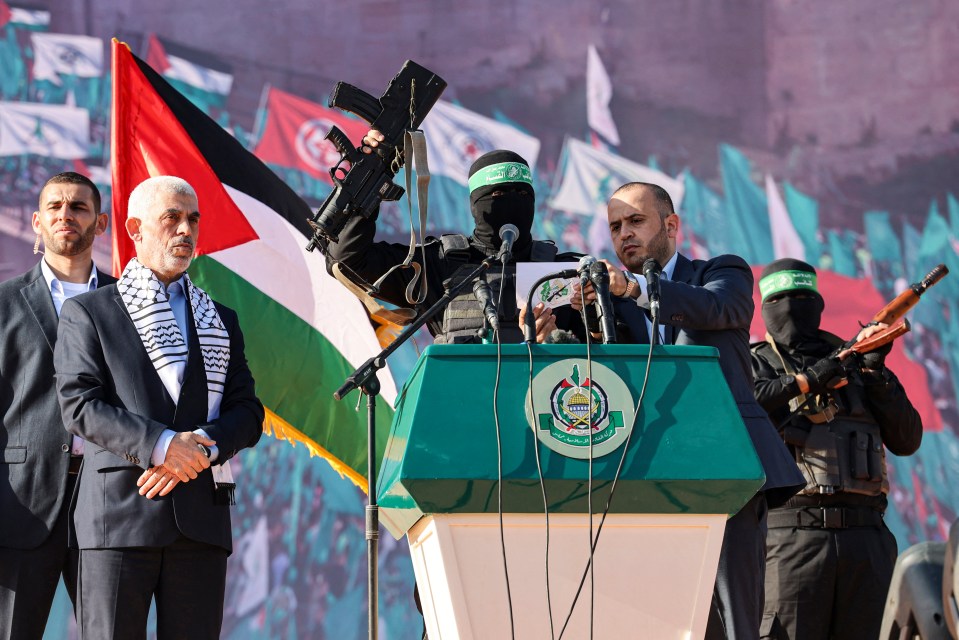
612;253;804;508
0;261;115;549
54;282;263;552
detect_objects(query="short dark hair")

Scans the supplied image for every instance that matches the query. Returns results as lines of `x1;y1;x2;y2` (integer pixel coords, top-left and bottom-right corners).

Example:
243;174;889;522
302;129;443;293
39;172;102;214
611;182;675;219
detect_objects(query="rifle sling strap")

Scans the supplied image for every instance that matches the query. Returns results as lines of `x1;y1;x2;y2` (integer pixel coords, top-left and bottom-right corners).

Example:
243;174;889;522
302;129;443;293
368;129;431;307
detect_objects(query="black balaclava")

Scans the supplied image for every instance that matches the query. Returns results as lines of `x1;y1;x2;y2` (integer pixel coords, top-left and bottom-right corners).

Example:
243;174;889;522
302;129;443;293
467;150;535;256
759;258;827;351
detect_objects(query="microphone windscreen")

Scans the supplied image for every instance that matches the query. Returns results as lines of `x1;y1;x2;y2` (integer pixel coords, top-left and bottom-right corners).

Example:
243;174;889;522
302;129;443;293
499;223;519;241
643;258;662;277
577;255;597;271
545;329;581;344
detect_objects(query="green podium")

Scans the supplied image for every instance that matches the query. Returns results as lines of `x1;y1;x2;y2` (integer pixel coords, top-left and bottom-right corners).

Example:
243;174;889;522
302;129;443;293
378;344;764;639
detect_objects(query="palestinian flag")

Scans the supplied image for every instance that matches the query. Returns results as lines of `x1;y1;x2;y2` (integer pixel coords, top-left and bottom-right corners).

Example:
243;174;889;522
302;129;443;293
0;2;50;30
110;39;397;489
144;33;233;115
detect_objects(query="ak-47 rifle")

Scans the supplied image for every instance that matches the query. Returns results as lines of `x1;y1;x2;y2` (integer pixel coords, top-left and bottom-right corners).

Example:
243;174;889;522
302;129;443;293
835;263;949;360
779;264;948;426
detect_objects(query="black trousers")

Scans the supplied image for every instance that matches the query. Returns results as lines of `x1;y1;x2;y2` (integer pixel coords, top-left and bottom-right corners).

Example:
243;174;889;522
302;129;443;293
0;474;79;640
77;535;228;640
761;520;897;639
706;492;769;640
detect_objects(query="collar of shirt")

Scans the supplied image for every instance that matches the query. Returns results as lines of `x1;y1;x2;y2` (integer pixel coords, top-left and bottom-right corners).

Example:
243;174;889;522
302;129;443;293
40;259;98;317
626;250;680;293
40;259;98;297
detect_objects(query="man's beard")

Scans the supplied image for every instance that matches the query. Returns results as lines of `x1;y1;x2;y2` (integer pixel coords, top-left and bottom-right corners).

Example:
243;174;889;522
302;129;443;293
41;220;98;257
619;223;670;273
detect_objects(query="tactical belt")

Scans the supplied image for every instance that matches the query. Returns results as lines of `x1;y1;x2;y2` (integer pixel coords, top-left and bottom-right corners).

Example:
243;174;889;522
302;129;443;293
767;506;883;529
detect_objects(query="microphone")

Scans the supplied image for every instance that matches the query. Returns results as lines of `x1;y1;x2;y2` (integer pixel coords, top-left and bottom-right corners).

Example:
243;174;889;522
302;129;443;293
522;256;597;342
589;261;617;344
643;258;662;319
472;277;500;332
545;329;581;344
497;224;519;263
577;255;596;281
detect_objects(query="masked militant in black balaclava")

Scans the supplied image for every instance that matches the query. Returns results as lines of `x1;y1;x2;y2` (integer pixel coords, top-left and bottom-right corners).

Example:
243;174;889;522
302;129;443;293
467;150;535;257
759;258;828;354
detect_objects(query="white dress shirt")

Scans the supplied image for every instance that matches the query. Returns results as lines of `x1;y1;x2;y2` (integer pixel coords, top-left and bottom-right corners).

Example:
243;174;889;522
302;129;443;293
624;251;679;344
40;259;97;456
150;277;220;466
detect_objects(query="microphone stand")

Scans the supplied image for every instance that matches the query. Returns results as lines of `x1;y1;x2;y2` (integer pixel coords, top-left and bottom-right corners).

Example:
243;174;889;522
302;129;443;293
331;252;501;640
521;269;581;342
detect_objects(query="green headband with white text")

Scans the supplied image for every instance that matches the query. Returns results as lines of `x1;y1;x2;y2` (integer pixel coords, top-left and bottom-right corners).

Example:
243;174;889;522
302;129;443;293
468;162;533;193
759;270;819;301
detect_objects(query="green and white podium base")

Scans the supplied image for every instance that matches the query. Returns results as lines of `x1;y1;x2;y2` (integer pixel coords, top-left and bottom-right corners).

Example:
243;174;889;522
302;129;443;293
409;512;727;640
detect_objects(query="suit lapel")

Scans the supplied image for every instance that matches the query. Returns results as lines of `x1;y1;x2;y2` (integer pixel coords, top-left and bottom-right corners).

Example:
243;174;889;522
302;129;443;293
663;253;695;345
20;264;58;352
615;299;651;344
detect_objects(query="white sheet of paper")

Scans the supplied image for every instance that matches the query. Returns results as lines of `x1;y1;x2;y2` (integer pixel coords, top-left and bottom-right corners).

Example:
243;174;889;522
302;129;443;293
516;262;580;309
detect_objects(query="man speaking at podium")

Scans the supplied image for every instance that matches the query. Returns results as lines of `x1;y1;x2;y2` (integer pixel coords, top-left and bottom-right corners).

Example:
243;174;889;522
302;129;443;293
577;181;804;640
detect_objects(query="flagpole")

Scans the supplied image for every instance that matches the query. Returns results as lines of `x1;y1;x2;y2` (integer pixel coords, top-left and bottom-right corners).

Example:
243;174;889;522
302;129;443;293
330;252;502;640
248;82;270;151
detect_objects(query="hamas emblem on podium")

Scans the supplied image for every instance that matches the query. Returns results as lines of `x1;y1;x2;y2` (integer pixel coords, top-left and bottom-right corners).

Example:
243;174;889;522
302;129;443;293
525;359;635;459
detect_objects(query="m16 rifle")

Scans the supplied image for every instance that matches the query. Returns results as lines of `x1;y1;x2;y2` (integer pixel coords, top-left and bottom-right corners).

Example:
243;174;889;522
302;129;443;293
305;60;446;249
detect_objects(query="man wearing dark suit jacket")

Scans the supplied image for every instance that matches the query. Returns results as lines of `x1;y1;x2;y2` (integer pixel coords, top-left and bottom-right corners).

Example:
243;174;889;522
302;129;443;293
574;182;804;640
0;172;111;639
54;175;263;639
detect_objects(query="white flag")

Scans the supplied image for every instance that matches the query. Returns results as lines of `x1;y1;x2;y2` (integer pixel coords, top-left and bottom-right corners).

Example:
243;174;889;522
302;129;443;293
420;100;540;185
549;138;683;216
164;53;233;96
587;45;620;146
0;101;89;158
550;138;683;258
31;33;103;86
765;174;805;260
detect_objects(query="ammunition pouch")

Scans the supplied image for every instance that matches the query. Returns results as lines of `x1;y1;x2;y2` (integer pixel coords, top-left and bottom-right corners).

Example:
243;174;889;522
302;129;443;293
786;412;888;497
433;234;557;344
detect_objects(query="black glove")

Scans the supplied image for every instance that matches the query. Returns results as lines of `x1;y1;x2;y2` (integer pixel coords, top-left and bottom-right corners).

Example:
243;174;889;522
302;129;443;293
804;356;845;393
860;340;892;371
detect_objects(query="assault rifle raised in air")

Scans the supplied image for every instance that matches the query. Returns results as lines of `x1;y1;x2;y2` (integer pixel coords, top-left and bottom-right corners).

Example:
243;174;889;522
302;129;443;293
304;60;446;249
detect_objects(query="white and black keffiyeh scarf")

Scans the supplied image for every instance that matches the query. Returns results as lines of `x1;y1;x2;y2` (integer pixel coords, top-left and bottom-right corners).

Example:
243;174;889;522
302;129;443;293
117;258;230;420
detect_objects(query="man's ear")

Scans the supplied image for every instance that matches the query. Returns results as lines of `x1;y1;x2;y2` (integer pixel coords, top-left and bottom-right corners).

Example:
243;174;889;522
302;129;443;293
665;213;680;239
125;216;142;241
95;213;109;236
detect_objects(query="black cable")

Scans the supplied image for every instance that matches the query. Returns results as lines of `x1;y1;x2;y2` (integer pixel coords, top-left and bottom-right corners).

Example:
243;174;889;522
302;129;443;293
557;312;660;640
526;340;556;640
581;285;596;640
491;260;515;640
